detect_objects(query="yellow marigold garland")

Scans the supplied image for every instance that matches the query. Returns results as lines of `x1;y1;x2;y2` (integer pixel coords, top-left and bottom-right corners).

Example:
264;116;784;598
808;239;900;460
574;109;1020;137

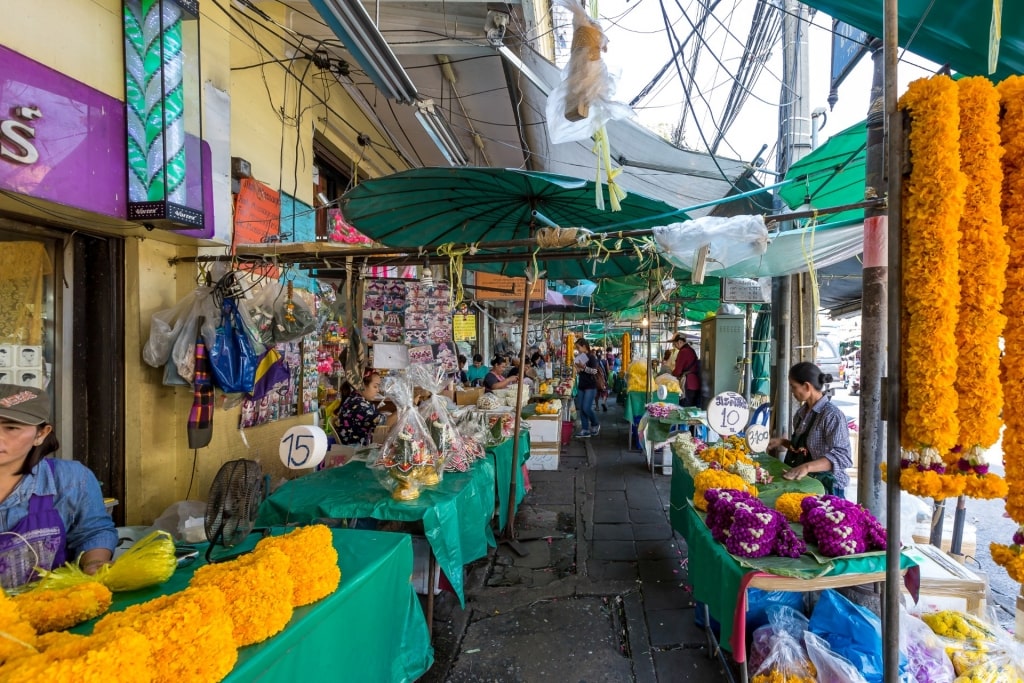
254;525;341;607
693;469;756;512
898;75;965;462
190;546;294;647
0;590;36;666
774;493;815;523
12;581;112;634
94;585;237;683
952;77;1008;499
991;543;1024;583
0;627;153;683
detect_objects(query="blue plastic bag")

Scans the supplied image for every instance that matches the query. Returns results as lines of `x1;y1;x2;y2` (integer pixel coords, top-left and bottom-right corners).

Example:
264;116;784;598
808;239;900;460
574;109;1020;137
746;589;807;633
809;589;904;683
209;298;258;394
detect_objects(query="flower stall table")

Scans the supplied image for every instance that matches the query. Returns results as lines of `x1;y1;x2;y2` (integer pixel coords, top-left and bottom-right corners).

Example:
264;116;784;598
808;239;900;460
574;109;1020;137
486;429;531;531
255;458;496;614
623;391;679;449
639;409;707;474
72;528;433;683
668;458;919;683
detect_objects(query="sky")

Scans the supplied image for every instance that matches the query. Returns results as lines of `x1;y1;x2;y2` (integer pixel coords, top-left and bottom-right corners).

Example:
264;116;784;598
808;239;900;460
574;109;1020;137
576;0;939;167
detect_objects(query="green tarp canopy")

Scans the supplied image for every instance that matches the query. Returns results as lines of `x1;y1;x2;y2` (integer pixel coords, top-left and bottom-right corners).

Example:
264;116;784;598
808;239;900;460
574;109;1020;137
590;275;722;321
778;122;866;222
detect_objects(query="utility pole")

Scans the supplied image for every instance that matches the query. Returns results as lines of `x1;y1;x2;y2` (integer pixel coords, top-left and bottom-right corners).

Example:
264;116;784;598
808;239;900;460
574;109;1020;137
771;0;814;435
858;38;888;517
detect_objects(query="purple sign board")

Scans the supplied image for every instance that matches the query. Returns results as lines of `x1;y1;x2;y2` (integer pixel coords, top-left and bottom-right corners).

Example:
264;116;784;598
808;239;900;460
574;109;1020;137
0;44;213;238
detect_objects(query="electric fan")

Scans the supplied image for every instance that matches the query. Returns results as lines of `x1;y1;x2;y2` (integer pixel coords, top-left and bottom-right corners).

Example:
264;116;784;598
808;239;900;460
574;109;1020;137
204;458;265;563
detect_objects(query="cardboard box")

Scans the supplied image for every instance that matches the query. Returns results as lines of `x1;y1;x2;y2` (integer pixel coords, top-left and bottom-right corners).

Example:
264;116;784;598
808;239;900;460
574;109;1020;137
456;387;483;406
372;425;391;444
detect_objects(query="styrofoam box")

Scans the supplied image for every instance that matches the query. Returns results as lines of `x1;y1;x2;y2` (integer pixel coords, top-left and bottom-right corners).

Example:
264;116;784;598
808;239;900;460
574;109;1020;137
411;536;442;595
526;416;560;442
526;446;559;471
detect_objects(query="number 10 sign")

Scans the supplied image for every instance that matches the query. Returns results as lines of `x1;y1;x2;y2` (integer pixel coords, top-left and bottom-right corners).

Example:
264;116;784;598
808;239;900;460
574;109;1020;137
707;391;750;437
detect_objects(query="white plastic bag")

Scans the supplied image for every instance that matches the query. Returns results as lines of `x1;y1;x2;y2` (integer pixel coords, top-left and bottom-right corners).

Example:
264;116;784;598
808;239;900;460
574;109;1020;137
805;630;869;683
899;609;955;683
545;0;634;144
143;286;214;367
653;215;769;273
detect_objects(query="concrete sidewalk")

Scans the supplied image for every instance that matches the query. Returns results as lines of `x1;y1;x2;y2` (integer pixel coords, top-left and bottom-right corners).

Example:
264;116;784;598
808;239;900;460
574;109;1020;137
421;399;733;682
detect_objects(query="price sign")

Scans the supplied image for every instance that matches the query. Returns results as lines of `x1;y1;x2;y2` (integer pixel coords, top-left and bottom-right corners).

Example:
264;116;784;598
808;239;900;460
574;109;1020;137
746;425;770;453
656;385;668;400
707;391;750;437
279;425;328;469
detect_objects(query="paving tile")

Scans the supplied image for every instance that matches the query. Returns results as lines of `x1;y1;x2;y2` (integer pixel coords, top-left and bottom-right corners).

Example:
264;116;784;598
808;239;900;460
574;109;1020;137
646;608;708;647
652;646;731;681
593;523;635;541
641;580;696;610
632;523;674;541
635;539;685;561
630;508;670;525
639;557;685;582
593;503;631;524
591;539;637;561
587;559;639;581
595;490;627;506
626;490;665;511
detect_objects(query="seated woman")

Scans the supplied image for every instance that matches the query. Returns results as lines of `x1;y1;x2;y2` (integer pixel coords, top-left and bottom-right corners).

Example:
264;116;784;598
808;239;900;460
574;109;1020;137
483;357;518;392
767;362;852;497
332;371;396;445
466;354;489;386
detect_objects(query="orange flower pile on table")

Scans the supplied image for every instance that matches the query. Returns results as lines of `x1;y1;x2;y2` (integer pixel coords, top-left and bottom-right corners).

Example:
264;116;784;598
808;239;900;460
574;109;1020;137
0;627;153;683
12;581;112;633
994;75;1024;581
774;493;815;523
0;590;36;666
693;469;756;512
254;525;341;607
951;76;1009;499
897;74;965;496
190;546;294;647
93;585;237;683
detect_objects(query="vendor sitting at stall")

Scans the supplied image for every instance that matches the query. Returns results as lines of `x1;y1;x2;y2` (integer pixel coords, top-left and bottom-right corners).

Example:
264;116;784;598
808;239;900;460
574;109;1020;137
483;357;518;392
332;371;397;445
767;362;851;496
466;354;489;386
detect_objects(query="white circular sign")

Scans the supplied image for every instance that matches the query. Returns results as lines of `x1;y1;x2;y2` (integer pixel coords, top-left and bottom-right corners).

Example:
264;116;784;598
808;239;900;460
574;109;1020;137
656;385;668;400
279;425;328;469
745;425;770;453
707;391;750;437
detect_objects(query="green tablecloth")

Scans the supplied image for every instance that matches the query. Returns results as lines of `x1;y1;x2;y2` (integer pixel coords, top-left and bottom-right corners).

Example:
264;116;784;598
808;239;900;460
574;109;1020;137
623;390;680;422
256;460;497;605
73;529;433;682
669;459;916;658
488;430;530;531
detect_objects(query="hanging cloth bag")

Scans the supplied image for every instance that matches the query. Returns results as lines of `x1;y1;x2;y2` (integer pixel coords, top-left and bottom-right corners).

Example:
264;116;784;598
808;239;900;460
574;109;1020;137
209;297;258;394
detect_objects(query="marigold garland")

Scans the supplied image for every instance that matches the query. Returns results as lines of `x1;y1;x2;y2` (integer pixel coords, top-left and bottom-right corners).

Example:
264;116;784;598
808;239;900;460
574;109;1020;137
190;546;294;646
0;627;153;683
0;590;36;666
94;585;237;683
12;581;112;634
774;493;815;523
898;75;965;460
952;77;1008;501
254;525;341;607
692;469;756;512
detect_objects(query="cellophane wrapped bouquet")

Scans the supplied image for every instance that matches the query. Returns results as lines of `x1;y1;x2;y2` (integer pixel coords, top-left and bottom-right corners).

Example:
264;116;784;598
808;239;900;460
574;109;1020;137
372;372;439;500
412;364;484;474
750;606;818;682
921;609;1024;681
900;609;956;683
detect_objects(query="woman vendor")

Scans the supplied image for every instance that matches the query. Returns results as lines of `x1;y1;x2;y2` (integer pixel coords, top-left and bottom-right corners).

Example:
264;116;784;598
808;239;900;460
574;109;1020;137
483;357;518;392
332;371;397;445
0;384;116;589
767;362;852;496
466;354;489;386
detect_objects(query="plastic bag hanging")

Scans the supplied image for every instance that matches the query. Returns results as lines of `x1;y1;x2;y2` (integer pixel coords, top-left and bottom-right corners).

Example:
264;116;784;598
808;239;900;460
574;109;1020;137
372;372;440;501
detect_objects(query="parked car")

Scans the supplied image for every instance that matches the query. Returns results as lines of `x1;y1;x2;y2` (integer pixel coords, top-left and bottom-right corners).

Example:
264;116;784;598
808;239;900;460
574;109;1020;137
815;334;843;384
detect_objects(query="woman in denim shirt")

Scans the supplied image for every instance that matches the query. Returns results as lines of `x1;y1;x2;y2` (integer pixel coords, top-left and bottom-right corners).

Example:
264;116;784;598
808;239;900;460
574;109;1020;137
0;384;116;589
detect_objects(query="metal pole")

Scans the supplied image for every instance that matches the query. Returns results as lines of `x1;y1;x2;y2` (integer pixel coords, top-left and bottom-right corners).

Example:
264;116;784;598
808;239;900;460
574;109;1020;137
743;303;753;401
858;38;889;517
883;0;904;678
503;279;533;541
950;495;967;556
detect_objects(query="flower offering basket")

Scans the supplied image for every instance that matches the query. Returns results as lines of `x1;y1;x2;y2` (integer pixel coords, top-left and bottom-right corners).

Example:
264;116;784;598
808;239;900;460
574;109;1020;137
372;371;439;500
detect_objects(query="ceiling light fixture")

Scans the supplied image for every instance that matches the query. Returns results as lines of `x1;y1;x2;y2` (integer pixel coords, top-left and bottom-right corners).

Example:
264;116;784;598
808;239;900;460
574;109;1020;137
309;0;418;104
414;100;469;167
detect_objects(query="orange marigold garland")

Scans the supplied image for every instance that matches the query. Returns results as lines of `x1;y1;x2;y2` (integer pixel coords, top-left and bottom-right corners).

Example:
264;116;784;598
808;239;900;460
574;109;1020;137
993;75;1024;579
692;469;756;512
897;75;966;495
12;581;112;634
952;77;1008;499
0;627;153;683
0;590;36;666
254;525;341;607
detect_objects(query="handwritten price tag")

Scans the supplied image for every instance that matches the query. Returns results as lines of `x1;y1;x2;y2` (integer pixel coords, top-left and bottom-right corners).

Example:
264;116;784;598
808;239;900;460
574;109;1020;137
745;425;770;453
707;391;750;437
279;426;328;469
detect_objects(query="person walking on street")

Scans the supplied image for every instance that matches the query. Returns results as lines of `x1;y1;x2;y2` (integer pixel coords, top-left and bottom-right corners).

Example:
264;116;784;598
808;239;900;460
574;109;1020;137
671;333;702;407
595;349;611;412
574;339;601;437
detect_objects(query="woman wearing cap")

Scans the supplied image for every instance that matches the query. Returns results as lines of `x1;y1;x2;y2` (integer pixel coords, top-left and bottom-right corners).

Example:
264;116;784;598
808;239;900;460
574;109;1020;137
767;362;852;496
332;371;397;446
0;384;116;589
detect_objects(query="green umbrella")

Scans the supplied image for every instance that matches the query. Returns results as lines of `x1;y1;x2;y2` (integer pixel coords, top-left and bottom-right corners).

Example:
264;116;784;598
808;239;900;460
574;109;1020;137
339;167;688;280
778;122;866;222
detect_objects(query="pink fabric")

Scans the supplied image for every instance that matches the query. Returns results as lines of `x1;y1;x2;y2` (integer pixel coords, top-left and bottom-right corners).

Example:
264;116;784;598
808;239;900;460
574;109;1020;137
730;571;774;663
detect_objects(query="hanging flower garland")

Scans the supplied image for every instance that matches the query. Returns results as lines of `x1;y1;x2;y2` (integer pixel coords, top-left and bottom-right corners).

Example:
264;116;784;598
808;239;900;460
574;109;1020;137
992;75;1024;580
897;75;966;492
951;77;1009;500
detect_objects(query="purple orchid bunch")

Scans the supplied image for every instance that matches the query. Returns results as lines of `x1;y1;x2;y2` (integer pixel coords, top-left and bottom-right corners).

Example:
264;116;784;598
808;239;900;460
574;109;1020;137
800;495;886;557
704;489;807;559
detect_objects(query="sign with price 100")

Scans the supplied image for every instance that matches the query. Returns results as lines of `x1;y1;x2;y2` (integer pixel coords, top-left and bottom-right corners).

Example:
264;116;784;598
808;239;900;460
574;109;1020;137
707;391;750;438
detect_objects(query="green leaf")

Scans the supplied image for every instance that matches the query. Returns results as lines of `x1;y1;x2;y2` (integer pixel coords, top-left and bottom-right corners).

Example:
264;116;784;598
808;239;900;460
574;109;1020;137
757;476;826;509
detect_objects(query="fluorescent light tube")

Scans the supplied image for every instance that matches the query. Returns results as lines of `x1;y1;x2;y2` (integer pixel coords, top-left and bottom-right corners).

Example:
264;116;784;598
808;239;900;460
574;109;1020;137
309;0;418;104
415;100;469;167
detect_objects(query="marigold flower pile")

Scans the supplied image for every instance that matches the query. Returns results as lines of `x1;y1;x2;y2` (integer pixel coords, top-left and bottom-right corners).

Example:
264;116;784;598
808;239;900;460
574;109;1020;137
12;582;112;634
253;524;342;607
692;469;757;512
0;627;154;683
800;495;886;557
704;489;805;559
774;493;814;524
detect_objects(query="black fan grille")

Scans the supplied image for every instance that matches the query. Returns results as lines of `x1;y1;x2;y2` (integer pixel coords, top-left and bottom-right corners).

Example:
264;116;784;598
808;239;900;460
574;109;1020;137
205;459;264;547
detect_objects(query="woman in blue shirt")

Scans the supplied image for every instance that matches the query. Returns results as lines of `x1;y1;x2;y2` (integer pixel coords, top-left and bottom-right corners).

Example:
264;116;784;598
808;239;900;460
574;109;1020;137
0;384;116;589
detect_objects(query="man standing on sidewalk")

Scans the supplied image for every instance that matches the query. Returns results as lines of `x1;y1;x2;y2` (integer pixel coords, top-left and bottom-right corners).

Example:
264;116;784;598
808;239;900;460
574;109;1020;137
671;333;701;408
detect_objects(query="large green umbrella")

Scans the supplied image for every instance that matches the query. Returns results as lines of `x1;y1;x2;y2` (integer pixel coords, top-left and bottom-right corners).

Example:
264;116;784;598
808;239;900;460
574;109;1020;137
339;167;688;280
591;274;721;321
778;122;866;222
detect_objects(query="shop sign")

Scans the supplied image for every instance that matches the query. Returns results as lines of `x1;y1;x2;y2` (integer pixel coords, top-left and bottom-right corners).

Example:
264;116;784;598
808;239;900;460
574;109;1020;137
474;272;545;301
0;106;41;165
453;313;477;342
